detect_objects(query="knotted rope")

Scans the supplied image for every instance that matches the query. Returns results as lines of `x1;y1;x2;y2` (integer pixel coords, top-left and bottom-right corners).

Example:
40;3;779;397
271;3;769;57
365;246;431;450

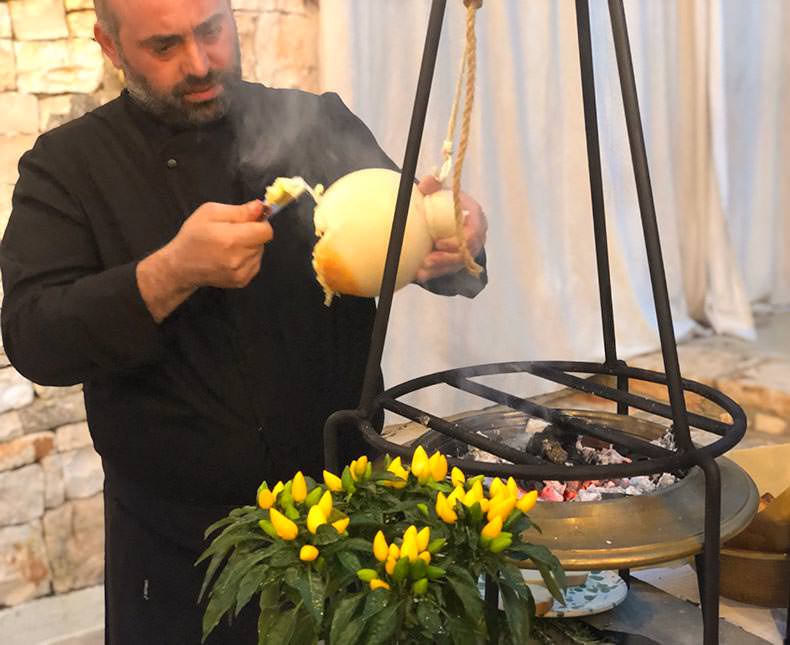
437;0;483;276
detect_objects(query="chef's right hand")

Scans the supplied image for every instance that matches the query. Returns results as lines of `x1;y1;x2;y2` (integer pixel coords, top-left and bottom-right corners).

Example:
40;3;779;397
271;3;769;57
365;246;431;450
168;200;273;289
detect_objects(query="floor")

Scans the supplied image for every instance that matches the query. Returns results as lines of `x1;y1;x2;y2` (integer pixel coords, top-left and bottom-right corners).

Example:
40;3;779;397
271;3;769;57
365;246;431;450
5;313;789;644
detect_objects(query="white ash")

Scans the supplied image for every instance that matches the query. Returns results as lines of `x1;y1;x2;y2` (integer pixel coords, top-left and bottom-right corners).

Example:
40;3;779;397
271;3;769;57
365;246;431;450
464;423;679;502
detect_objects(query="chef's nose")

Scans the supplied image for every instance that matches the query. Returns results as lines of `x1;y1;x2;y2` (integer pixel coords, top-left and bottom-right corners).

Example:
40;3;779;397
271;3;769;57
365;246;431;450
182;38;209;79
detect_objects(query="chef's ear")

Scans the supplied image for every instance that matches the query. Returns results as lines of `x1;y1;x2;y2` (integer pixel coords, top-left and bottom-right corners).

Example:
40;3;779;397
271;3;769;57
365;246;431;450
95;22;123;69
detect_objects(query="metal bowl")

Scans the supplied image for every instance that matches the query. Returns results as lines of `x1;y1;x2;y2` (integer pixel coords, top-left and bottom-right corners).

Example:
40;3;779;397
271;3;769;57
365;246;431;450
414;408;759;570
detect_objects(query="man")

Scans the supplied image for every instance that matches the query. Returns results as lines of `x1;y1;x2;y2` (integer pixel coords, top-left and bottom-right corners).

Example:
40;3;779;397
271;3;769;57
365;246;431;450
0;0;487;642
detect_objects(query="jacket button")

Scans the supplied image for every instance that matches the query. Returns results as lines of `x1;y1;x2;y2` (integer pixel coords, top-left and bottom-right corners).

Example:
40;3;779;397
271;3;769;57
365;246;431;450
167;158;178;169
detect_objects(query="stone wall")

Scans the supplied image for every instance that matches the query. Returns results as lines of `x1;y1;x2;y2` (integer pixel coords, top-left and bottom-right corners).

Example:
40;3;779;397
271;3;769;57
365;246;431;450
0;0;318;612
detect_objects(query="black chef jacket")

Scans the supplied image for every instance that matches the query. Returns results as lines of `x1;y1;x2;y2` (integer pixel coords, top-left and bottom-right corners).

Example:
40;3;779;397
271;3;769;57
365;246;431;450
1;82;486;507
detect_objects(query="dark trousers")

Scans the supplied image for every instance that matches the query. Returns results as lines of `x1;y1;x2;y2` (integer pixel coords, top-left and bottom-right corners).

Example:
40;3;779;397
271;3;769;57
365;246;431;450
103;470;259;645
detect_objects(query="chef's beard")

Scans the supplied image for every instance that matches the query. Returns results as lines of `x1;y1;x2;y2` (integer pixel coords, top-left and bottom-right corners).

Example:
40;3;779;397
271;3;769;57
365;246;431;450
120;46;243;128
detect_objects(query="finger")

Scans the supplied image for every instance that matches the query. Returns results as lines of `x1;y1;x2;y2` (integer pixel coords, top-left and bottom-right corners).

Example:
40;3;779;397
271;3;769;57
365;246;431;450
206;200;266;223
421;251;464;272
230;221;274;247
418;175;443;196
433;238;460;253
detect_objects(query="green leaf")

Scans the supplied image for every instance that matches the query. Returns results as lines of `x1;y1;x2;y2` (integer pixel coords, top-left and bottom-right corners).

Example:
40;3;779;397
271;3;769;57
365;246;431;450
257;607;279;645
500;582;528;644
259;580;280;611
314;523;342;546
446;566;484;627
284;567;325;626
447;615;479;645
342;537;376;553
261;603;299;644
329;593;364;644
362;599;401;645
234;563;268;617
203;514;237;540
359;589;390;622
512;544;566;602
269;547;298;568
334;618;365;645
337;550;362;574
416;599;442;634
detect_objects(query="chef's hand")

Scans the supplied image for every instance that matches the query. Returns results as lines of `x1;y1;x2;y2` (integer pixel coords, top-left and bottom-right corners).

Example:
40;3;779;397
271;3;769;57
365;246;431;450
414;175;488;283
167;200;273;289
137;200;273;322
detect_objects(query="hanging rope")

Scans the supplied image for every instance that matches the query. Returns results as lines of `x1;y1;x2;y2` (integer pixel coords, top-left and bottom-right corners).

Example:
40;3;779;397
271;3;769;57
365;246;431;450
438;0;483;276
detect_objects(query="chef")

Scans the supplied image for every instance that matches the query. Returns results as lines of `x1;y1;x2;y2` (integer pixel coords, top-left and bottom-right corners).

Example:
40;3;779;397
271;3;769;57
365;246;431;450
0;0;487;642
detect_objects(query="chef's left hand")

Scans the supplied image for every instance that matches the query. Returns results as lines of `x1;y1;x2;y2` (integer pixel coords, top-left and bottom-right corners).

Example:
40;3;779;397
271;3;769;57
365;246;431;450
415;175;488;283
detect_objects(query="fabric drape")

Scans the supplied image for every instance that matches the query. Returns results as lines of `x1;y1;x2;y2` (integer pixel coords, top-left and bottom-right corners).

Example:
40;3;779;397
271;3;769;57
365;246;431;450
318;0;787;415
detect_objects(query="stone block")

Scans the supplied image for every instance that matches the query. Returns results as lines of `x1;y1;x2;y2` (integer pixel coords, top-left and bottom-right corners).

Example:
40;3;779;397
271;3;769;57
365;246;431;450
19;392;86;434
0;464;44;525
0;92;40;135
0;134;36;185
0;411;23;443
0;4;11;39
716;358;790;419
65;0;94;10
0;40;15;91
41;453;65;509
61;446;103;500
39;93;99;132
55;421;91;452
0;432;54;472
627;335;762;384
43;495;103;593
8;0;69;41
234;11;258;82
66;9;96;38
254;10;318;91
15;39;104;94
0;520;51;607
753;412;788;435
0;366;35;414
33;383;83;400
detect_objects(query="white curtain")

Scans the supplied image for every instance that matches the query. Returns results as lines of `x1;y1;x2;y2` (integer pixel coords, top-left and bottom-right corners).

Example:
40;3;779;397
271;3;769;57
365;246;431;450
318;0;787;417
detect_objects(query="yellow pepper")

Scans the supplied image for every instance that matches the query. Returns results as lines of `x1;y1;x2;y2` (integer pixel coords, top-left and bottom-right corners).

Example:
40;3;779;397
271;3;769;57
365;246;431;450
299;545;319;562
291;471;307;503
462;480;484;507
516;489;539;514
435;492;458;524
271;481;285;497
331;517;350;534
317;490;333;518
257;487;275;510
370;579;390;591
428;452;448;482
416;527;431;553
447;485;465;507
418;551;431;565
489;477;505;498
373;530;389;562
385;557;397;576
306;505;327;534
451;466;466;488
487;495;516;523
481;515;503;541
384;456;408;489
388;543;400;560
400;527;419;563
410;446;430;482
350;455;369;481
269;507;298;541
506;476;519;497
323;470;343;492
